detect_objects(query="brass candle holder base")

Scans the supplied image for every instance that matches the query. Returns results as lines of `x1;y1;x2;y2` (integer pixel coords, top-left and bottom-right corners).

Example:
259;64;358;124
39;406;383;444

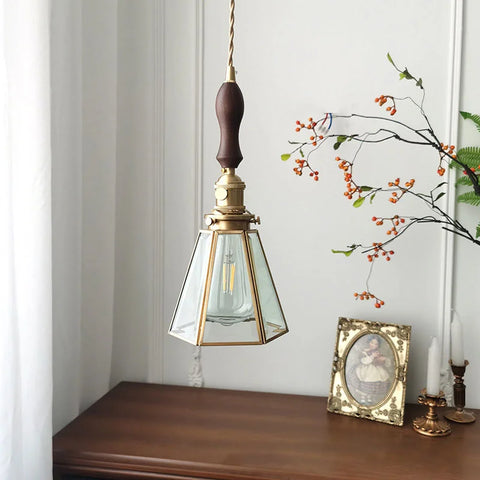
413;389;451;437
444;360;476;424
444;409;476;423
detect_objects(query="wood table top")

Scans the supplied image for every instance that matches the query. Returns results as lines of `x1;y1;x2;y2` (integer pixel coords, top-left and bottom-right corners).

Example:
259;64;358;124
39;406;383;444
53;382;480;480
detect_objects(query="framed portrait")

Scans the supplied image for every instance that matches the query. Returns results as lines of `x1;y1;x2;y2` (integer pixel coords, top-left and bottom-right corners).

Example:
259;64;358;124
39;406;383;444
327;317;411;426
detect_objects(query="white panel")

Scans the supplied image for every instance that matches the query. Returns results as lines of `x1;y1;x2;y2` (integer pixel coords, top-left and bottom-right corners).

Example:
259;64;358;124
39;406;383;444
162;0;201;382
453;0;480;407
51;0;83;433
162;0;456;403
110;0;156;386
80;0;118;411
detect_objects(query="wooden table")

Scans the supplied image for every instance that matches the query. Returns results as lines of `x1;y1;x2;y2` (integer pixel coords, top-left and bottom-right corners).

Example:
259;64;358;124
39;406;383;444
53;382;480;480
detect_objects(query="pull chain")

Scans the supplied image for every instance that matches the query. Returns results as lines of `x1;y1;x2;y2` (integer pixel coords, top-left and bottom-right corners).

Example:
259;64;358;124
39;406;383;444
226;0;236;82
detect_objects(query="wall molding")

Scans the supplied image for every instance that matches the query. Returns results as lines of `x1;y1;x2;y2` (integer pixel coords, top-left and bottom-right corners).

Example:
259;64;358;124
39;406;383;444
188;0;206;388
439;0;463;401
194;0;205;231
150;0;165;383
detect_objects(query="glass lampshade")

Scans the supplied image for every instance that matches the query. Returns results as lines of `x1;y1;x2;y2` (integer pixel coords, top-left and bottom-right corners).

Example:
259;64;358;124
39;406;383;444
169;230;287;346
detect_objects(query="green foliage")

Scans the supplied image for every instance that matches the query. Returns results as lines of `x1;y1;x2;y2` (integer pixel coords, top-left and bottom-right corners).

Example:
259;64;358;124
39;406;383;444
353;197;365;208
456;176;473;187
399;69;414;81
281;153;291;161
387;52;423;89
333;135;347;150
451;147;480;170
331;249;354;257
460;111;480;133
477;223;480;239
457;191;480;207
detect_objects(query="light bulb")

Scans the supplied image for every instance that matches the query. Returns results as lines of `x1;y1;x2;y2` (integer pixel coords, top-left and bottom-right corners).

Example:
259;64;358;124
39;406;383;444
206;234;255;326
222;251;235;294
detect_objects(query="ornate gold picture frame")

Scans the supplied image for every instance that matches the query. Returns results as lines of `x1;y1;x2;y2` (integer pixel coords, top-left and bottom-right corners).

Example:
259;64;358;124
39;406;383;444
327;317;411;426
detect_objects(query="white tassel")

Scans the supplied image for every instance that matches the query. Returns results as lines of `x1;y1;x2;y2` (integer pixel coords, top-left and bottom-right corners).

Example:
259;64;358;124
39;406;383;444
189;346;204;387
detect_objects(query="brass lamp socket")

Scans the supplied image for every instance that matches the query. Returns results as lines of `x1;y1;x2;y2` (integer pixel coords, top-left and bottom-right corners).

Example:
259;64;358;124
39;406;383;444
205;168;260;231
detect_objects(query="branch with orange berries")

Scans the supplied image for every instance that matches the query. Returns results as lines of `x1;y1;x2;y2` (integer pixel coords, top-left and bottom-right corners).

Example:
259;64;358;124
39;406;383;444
281;54;480;308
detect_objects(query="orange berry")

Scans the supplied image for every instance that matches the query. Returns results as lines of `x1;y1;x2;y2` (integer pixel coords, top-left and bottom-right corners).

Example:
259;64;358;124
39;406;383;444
314;176;319;181
312;142;317;146
295;127;300;132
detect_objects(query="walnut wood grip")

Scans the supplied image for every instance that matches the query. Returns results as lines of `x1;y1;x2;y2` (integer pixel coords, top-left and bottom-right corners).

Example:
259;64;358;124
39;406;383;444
215;82;244;168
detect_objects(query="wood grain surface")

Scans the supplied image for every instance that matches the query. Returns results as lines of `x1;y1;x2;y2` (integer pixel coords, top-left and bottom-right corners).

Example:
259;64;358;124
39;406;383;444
53;382;480;480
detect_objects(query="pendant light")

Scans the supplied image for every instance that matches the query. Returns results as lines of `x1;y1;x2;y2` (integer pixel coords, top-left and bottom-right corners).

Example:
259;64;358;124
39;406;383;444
168;0;288;346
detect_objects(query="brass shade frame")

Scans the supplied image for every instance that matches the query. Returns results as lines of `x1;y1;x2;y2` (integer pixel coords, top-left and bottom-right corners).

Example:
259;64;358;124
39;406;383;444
169;228;288;346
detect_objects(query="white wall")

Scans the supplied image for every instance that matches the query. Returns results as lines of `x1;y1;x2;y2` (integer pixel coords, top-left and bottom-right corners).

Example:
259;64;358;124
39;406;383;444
161;0;480;406
53;0;480;429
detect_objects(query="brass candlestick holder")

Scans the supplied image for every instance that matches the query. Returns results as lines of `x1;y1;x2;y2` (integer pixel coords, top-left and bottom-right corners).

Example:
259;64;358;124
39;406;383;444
413;389;451;437
444;360;476;424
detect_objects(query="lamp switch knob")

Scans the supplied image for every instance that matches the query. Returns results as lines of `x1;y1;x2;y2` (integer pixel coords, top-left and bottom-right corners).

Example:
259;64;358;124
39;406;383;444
215;187;228;201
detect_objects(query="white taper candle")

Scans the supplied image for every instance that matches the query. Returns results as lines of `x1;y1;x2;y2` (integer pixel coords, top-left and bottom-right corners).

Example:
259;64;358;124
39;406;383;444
426;336;440;396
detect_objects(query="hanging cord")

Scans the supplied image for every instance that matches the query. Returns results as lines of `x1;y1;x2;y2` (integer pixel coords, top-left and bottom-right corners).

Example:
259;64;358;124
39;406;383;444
226;0;236;82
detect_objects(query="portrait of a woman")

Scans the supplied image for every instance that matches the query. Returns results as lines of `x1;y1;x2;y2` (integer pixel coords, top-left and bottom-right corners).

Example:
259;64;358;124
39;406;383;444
345;334;395;406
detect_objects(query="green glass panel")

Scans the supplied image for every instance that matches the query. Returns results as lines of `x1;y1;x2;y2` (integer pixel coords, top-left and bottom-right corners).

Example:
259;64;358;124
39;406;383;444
169;232;213;344
248;232;287;341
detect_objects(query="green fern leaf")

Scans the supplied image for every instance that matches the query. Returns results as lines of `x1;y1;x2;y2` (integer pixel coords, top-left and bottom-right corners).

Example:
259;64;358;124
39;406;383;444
460;111;480;133
456;175;473;186
477;223;480;238
457;190;480;207
451;147;480;170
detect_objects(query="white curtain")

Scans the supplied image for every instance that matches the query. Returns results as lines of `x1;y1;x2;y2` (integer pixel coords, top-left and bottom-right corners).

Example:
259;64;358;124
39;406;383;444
52;0;158;433
0;1;52;479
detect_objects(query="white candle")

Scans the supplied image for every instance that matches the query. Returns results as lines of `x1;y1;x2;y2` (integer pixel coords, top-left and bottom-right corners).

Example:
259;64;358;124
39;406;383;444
426;337;440;396
451;317;465;366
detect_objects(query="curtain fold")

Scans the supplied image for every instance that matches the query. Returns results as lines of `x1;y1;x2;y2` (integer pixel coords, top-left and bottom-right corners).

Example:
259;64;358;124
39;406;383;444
0;1;52;479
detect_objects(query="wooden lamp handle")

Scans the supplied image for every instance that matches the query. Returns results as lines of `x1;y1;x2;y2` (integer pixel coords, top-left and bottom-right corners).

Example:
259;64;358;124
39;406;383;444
215;81;244;169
